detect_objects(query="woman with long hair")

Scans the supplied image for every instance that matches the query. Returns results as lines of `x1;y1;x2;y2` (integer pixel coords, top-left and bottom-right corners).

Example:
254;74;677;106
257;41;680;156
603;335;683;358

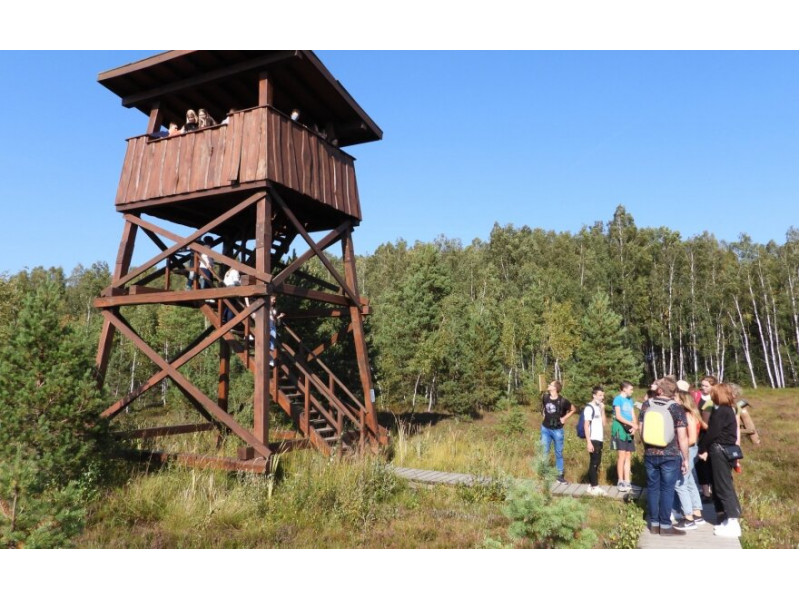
672;388;705;529
698;383;743;538
695;375;717;499
181;109;199;133
198;108;216;128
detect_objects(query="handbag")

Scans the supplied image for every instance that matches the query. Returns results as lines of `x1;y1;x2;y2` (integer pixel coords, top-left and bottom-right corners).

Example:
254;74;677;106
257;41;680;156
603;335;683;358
718;443;744;462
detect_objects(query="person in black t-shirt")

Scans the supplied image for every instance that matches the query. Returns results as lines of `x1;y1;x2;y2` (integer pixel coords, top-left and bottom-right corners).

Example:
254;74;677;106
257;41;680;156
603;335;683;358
540;380;575;483
181;109;199;133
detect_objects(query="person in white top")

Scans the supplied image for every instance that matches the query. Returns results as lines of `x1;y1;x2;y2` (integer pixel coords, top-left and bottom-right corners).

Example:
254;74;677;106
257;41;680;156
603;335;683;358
198;236;215;289
584;386;608;496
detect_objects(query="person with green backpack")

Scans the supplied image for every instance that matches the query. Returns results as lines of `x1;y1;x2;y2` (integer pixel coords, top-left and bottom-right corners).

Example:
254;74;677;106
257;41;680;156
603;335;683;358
638;376;690;536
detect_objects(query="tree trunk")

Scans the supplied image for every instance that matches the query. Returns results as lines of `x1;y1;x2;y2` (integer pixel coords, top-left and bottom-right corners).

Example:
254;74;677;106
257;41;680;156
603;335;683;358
768;285;785;387
782;332;797;385
731;299;757;388
427;374;436;412
749;276;776;387
688;248;699;380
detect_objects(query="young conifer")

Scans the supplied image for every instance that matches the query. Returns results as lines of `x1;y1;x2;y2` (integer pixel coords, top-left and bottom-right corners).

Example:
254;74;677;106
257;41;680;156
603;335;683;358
567;291;642;397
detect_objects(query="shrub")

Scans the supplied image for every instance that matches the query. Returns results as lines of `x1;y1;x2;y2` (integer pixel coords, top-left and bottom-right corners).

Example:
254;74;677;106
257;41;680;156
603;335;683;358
0;280;111;547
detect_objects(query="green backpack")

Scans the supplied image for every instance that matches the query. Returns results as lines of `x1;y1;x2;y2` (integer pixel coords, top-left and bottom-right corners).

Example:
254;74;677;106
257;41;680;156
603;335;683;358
641;399;677;447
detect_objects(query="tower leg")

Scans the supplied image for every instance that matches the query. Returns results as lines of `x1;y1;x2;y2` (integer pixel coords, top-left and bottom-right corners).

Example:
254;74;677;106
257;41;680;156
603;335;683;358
96;220;138;386
342;227;379;436
253;195;272;451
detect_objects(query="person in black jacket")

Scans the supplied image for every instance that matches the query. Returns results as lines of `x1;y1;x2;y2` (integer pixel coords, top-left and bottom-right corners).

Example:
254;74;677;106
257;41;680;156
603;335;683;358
698;383;742;538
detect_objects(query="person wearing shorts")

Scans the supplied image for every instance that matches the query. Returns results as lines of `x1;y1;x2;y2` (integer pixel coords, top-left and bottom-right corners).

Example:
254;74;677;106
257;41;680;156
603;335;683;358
611;381;637;492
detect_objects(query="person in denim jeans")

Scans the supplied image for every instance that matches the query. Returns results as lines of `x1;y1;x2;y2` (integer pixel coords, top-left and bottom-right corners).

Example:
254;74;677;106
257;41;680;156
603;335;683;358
638;376;690;536
540;380;575;483
672;387;705;529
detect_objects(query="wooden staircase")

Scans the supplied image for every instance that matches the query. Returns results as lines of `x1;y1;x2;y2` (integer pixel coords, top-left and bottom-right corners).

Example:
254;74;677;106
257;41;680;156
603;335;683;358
201;302;386;457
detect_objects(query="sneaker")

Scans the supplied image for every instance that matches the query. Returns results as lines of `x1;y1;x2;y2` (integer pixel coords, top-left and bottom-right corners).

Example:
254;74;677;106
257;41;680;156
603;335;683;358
674;518;697;531
648;524;661;535
556;475;567;484
693;516;707;526
617;481;627;491
714;520;741;538
621;481;632;492
660;526;687;536
587;486;606;496
670;510;681;524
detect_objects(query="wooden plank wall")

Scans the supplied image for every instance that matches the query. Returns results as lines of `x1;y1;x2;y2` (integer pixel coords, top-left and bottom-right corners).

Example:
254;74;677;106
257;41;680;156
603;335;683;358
115;107;361;220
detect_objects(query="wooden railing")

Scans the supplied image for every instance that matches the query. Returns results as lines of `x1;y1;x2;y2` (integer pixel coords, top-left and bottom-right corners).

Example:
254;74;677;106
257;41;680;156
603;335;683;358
114;106;361;220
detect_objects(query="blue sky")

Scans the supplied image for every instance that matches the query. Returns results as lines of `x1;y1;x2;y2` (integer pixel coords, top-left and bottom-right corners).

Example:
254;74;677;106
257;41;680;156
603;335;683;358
0;50;797;275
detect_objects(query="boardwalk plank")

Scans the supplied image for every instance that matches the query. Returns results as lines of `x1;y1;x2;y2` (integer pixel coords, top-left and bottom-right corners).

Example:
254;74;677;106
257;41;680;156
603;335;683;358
388;465;741;549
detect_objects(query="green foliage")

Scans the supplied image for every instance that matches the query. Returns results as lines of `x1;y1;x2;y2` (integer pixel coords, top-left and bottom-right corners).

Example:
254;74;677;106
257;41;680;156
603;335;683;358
498;406;527;436
502;476;598;549
568;291;642;397
604;500;645;549
0;278;110;547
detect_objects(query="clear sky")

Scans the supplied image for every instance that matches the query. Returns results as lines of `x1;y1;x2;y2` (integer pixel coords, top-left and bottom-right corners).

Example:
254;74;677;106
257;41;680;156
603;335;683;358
0;49;797;275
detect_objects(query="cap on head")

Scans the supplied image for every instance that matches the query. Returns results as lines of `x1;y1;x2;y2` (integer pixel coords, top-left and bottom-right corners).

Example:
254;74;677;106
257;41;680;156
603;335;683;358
677;380;690;392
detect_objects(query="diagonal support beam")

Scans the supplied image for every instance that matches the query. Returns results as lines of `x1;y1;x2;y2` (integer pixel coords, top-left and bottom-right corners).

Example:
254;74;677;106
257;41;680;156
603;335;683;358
270;187;360;305
306;321;354;363
103;309;272;459
125;214;267;286
101;300;265;419
112;192;265;289
271;221;351;288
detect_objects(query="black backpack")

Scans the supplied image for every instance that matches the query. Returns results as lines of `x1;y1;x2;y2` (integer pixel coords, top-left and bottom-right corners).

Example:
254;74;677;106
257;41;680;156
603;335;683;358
576;404;595;439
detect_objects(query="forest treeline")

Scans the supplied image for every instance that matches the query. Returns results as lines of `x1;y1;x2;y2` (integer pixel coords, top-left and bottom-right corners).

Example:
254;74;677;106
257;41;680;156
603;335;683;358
360;206;798;414
1;205;798;420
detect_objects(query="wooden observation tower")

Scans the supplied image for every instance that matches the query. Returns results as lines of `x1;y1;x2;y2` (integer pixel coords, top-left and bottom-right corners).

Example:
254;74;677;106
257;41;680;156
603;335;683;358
94;50;388;473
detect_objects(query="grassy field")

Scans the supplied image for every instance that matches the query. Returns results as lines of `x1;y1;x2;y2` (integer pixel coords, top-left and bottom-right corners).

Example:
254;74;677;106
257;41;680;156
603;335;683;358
77;387;798;548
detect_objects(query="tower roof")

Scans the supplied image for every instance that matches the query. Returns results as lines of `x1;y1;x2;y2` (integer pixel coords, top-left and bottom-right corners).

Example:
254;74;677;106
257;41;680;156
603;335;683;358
98;50;382;147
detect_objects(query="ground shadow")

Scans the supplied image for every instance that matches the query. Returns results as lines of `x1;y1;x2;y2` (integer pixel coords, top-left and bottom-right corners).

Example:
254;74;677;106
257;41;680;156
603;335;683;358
377;410;452;436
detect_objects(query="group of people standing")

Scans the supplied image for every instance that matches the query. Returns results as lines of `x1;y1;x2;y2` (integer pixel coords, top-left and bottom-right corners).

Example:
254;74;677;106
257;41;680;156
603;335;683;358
540;375;754;539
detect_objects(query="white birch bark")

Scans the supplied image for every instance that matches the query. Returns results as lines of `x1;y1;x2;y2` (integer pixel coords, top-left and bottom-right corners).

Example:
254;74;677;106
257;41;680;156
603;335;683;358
749;274;775;388
732;297;757;388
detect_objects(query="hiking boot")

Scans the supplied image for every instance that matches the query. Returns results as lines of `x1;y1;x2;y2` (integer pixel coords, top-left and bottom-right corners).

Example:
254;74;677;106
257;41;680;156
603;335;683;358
648;524;661;535
674;518;697;531
660;526;687;536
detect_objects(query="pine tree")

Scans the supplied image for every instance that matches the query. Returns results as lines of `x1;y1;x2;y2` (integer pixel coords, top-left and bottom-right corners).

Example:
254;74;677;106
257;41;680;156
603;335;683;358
0;279;109;547
567;291;642;400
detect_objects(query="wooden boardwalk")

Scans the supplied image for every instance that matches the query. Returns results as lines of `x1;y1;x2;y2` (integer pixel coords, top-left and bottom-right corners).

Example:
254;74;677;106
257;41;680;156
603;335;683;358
388;466;741;549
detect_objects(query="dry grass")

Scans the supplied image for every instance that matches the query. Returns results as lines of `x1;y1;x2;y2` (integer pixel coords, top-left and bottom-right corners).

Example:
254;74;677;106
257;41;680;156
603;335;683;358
78;388;797;548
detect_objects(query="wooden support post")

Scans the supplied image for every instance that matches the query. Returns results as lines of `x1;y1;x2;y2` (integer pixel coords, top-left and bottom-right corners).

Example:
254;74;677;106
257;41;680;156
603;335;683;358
253;195;272;446
218;338;230;413
341;227;379;434
146;102;163;135
96;220;138;386
258;71;274;106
